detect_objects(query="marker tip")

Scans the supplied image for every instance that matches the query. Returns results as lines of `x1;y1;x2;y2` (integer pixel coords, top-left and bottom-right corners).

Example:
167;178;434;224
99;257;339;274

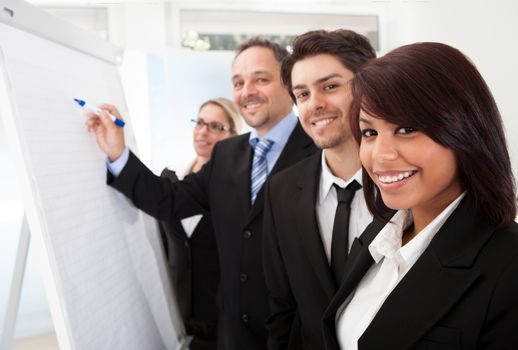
74;98;85;106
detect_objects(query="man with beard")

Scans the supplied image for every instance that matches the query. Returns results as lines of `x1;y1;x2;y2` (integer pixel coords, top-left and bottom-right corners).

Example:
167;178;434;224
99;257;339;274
262;30;390;350
86;37;317;350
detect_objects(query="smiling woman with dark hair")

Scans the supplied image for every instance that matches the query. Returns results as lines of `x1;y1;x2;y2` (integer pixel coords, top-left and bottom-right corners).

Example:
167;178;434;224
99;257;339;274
322;42;518;350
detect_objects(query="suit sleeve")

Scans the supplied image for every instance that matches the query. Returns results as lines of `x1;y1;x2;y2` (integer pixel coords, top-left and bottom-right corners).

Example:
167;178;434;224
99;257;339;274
108;150;210;221
479;253;518;349
262;177;299;350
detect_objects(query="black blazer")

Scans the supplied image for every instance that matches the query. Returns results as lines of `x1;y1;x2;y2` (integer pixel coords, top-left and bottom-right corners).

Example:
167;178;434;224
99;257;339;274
158;168;219;349
108;122;317;350
322;197;518;350
262;152;394;350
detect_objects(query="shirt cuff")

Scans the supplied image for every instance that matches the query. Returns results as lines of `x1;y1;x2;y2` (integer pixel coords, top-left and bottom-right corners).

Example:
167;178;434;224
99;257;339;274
106;147;129;177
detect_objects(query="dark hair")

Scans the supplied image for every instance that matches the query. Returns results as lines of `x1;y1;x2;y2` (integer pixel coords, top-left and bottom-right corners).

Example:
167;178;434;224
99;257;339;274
349;42;516;228
281;29;376;101
235;36;289;65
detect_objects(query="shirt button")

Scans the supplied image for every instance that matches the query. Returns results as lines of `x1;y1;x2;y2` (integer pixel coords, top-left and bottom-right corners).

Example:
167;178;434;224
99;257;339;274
184;240;189;248
240;273;248;282
243;230;252;239
241;314;249;323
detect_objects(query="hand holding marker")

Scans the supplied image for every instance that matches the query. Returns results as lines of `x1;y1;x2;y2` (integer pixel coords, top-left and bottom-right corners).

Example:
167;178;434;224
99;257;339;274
74;98;125;127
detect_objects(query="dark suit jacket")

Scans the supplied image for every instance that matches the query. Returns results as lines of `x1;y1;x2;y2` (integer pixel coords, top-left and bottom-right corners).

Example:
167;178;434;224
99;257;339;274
262;152;394;350
158;168;219;349
108;122;317;350
322;197;518;350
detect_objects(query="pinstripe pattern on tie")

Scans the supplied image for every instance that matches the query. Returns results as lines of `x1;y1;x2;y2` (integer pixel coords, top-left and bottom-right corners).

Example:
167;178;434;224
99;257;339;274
250;138;274;204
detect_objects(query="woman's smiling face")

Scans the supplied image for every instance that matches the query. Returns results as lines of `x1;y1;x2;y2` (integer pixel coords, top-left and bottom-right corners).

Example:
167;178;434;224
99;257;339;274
359;113;463;217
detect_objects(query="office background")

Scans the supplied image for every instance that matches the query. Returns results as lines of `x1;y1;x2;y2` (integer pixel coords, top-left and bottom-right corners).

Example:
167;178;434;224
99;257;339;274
1;0;517;343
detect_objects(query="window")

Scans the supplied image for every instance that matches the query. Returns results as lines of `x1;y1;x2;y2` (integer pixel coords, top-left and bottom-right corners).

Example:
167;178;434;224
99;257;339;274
178;9;379;51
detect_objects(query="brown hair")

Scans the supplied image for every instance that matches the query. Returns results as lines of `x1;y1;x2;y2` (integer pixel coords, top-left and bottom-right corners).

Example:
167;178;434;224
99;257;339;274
281;29;376;101
235;36;289;65
350;42;516;228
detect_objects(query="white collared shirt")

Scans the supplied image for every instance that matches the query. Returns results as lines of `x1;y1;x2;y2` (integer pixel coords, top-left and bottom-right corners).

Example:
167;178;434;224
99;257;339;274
316;151;372;264
336;193;466;350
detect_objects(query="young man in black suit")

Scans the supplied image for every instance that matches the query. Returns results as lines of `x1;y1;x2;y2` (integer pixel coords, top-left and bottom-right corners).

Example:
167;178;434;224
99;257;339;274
262;30;384;350
87;38;317;350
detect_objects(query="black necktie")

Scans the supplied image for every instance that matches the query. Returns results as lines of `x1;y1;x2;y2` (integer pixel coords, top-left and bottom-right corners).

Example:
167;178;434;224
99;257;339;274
331;180;362;286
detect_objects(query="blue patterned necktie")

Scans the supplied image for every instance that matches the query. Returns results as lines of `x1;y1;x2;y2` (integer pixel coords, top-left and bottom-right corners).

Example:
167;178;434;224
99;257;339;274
250;138;274;204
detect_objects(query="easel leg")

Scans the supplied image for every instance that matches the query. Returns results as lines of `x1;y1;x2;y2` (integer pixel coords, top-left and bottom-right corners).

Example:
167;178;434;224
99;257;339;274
0;214;30;350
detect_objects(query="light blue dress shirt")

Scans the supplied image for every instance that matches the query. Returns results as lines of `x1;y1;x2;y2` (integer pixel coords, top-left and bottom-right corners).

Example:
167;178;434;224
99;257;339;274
248;111;298;174
107;146;130;177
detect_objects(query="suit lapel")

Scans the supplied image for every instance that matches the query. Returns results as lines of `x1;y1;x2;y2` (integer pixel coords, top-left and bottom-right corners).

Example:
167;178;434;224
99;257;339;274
294;152;337;297
360;197;491;349
338;200;396;299
232;136;253;220
359;249;479;349
189;215;207;239
269;122;314;175
322;206;396;350
344;190;394;269
331;215;390;311
247;122;315;224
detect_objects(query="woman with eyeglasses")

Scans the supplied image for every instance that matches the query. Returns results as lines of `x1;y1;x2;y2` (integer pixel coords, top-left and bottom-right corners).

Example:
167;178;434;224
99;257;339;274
188;99;243;173
321;42;518;350
159;97;242;350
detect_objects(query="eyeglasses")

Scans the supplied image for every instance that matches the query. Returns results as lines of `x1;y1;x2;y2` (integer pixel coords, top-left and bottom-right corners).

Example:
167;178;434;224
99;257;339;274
191;118;232;133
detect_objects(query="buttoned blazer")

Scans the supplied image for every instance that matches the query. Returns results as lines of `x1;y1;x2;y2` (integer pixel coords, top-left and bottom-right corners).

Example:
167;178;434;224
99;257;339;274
158;168;219;346
322;197;518;350
262;152;393;350
108;122;317;350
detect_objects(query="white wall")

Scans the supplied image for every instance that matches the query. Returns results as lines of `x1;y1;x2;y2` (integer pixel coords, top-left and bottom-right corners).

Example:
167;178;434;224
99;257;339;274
382;0;518;186
151;49;236;173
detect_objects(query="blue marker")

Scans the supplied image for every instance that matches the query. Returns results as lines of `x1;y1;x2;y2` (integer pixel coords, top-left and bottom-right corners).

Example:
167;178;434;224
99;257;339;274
74;98;125;127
